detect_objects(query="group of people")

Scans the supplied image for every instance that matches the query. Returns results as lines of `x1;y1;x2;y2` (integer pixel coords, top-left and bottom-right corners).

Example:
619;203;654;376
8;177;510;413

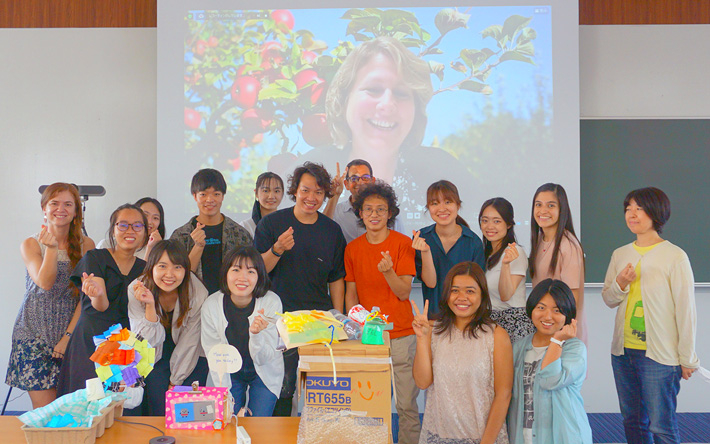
7;159;699;444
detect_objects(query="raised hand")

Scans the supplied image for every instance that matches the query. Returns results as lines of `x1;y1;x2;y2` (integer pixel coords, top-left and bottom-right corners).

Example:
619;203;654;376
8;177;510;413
411;299;431;338
377;251;394;273
82;272;105;299
146;229;162;250
411;230;430;253
132;280;155;305
554;318;577;341
616;263;636;290
38;225;59;249
502;242;519;265
274;227;295;255
250;308;269;334
331;162;345;196
190;222;206;248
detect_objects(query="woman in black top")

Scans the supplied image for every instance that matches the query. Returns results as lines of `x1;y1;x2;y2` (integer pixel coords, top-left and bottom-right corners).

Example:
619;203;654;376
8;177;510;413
56;204;148;396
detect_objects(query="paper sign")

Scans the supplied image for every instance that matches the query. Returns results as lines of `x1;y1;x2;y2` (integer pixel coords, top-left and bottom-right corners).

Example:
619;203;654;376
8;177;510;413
95;365;113;381
207;344;242;386
136;359;153;377
86;378;106;401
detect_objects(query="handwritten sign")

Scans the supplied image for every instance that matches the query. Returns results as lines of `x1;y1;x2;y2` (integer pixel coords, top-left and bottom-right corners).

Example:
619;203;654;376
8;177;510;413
207;344;242;386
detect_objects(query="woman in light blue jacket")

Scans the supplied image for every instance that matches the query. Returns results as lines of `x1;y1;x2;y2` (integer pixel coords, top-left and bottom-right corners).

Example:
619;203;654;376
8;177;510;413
508;279;592;444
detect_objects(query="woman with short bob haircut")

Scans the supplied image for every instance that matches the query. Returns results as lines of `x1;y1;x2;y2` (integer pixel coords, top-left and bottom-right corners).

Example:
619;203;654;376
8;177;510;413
508;279;592;444
128;240;209;415
201;246;284;416
413;262;513;444
602;187;698;444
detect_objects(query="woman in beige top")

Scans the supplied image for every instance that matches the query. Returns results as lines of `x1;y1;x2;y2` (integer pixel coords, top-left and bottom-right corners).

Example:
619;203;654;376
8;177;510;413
529;183;586;343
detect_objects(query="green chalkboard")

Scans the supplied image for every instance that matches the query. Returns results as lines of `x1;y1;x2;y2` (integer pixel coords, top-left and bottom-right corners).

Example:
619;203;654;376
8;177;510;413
580;119;710;283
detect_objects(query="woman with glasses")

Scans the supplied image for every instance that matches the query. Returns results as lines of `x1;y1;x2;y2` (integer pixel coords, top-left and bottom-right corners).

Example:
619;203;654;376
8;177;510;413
56;203;148;396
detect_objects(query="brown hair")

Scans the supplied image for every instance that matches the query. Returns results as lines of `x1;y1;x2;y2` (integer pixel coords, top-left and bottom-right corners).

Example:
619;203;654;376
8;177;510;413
434;262;494;338
325;36;433;149
40;183;84;274
107;204;149;250
140;240;192;329
287;162;334;201
426;180;469;228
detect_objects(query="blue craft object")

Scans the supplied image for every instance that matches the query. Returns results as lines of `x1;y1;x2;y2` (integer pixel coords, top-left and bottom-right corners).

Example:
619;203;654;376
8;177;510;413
46;413;78;428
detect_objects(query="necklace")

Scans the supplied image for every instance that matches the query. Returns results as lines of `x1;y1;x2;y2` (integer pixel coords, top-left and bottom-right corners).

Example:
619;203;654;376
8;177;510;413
541;238;553;253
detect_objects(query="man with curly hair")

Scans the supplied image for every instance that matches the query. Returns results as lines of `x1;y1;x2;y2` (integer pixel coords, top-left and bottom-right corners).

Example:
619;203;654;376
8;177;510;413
344;180;420;444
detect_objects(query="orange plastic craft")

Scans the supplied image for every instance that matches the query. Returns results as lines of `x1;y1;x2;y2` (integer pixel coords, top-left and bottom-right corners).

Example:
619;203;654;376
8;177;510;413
108;328;130;342
89;341;120;366
108;349;136;366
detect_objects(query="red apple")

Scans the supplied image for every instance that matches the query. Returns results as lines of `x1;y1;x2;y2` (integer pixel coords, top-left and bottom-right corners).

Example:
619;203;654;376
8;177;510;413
207;36;219;47
241;108;271;135
228;157;242;170
231;76;261;109
184;108;201;129
261;41;283;66
302;51;317;64
194;40;207;57
301;113;332;147
271;10;295;31
294;69;326;105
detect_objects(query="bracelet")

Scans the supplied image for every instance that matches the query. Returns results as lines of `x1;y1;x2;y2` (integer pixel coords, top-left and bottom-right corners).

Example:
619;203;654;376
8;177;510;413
271;245;283;257
65;331;72;337
550;337;565;347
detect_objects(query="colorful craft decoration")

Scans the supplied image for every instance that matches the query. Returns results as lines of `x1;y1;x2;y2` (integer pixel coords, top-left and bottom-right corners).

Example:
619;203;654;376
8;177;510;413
90;323;155;390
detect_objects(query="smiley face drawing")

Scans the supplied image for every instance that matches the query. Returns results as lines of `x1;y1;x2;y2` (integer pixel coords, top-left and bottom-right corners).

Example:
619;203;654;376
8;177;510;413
198;406;208;417
180;408;189;418
355;380;381;401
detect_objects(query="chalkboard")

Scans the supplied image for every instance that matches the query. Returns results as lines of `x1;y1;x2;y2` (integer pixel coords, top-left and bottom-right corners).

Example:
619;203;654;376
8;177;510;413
580;119;710;283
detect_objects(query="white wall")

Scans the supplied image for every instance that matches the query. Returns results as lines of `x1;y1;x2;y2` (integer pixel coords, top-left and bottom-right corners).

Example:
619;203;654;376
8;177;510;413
0;28;157;412
1;25;709;414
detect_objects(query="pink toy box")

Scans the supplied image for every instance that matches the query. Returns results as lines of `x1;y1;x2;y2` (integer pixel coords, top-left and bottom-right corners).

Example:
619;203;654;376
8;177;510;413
165;385;232;431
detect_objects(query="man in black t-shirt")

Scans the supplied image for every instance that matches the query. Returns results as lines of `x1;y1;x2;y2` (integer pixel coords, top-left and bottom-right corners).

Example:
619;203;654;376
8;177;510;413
171;168;252;294
254;162;346;416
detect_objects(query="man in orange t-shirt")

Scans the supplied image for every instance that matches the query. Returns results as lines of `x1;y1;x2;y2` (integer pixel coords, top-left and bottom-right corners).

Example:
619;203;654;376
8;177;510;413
344;181;420;444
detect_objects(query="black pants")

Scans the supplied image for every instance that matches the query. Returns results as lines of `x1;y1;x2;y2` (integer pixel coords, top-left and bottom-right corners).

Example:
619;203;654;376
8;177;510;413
272;348;299;417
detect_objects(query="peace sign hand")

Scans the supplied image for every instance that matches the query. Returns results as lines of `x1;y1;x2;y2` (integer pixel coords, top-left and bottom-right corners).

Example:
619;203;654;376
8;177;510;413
377;251;394;273
502;243;519;265
250;309;269;334
82;273;105;299
412;230;430;253
411;299;431;338
331;162;345;197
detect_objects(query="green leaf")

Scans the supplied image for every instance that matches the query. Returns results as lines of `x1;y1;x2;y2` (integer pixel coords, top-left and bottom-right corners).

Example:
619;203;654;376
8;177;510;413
516;27;537;45
315;55;335;66
516;42;535;57
435;8;470;35
352;32;370;42
341;9;370;20
274;79;297;94
428;61;445;82
204;72;217;86
363;8;384;18
460;49;491;69
502;15;532;40
399;37;426;48
346;16;381;36
499;50;534;65
459;80;492;95
481;24;502;41
258;84;298;101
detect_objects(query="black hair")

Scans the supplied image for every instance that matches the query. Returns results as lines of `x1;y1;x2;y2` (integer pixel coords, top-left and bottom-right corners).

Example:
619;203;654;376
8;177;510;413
345;159;373;178
287;162;334;201
219;246;271;299
426;180;469;228
526;278;577;325
134;197;166;239
623;187;671;234
251;172;284;225
107;203;149;250
140;240;191;328
434;262;494;338
191;168;227;195
529;183;584;279
479;197;518;270
351;181;400;229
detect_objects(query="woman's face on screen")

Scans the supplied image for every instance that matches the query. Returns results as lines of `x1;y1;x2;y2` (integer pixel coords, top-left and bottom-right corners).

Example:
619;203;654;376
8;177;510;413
345;53;416;154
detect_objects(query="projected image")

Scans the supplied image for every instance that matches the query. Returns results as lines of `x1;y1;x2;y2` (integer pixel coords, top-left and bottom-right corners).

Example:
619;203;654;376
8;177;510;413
183;7;553;229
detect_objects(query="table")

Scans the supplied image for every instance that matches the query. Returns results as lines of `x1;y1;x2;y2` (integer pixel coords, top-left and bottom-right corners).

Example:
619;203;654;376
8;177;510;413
2;416;301;443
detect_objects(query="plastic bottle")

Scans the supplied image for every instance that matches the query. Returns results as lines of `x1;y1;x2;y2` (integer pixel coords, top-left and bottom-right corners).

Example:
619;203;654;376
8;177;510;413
328;309;363;340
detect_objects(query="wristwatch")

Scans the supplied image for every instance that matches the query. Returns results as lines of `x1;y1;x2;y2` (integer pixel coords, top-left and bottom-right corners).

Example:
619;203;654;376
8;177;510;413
550;337;565;347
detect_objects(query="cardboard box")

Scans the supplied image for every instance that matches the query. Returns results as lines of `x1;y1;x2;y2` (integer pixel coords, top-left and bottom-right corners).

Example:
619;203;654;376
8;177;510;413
298;334;393;442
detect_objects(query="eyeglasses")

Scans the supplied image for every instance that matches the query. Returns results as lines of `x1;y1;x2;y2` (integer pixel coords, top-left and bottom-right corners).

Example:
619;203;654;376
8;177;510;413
362;208;388;216
346;174;373;184
115;222;145;232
